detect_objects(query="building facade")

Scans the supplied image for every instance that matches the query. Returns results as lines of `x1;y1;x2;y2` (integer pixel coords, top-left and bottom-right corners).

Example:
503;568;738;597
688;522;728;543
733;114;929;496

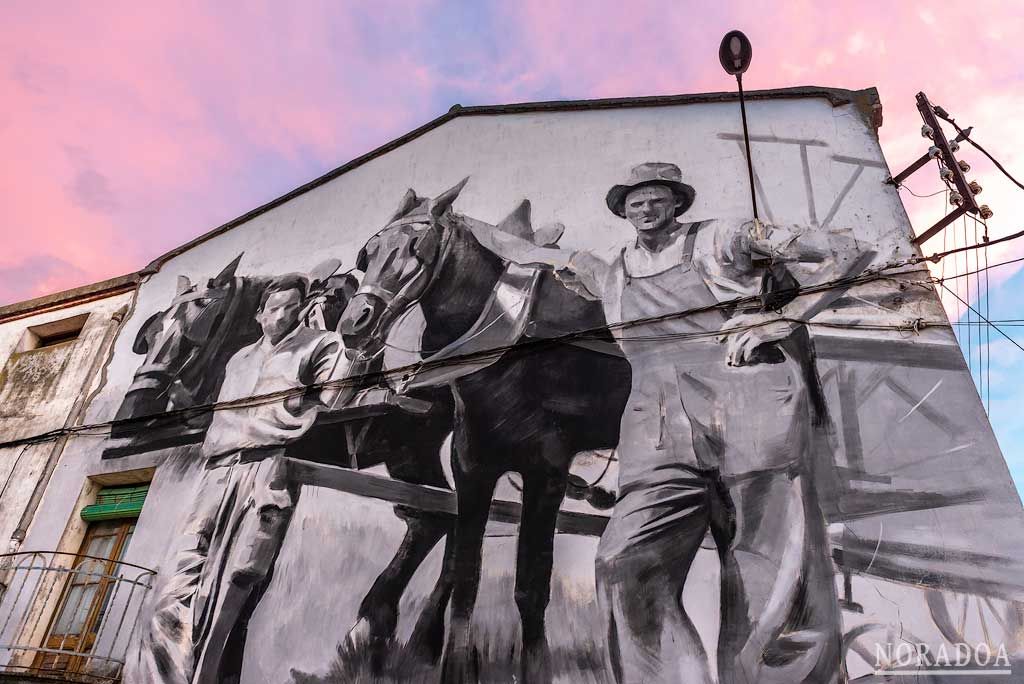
0;275;141;681
0;87;1021;683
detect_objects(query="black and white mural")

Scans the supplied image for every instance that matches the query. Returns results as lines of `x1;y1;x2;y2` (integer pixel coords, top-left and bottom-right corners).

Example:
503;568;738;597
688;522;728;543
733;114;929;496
59;93;1024;683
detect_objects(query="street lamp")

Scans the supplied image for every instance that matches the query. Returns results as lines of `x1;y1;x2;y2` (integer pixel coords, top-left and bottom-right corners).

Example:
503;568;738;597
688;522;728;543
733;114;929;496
718;30;799;328
719;30;757;221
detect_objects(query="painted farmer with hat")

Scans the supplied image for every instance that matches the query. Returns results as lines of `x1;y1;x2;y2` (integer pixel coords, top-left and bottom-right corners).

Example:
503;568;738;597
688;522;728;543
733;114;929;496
467;162;851;683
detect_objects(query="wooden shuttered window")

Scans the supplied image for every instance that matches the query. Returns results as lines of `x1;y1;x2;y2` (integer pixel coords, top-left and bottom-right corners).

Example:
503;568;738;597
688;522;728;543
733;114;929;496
79;485;149;522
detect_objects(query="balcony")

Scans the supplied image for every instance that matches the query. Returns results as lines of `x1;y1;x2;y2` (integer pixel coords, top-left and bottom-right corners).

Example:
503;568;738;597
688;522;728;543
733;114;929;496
0;552;155;683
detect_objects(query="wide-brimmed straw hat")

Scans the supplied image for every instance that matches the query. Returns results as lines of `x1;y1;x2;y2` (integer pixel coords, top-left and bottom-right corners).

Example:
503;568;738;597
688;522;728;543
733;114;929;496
605;162;696;218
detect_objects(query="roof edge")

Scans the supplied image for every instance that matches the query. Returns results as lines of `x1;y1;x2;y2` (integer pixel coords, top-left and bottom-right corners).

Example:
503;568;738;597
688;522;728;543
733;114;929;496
0;272;140;324
133;85;875;275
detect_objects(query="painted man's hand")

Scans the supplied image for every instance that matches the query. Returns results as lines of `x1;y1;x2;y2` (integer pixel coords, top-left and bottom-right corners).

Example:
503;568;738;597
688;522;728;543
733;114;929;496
284;393;317;416
283;394;303;415
718;311;799;366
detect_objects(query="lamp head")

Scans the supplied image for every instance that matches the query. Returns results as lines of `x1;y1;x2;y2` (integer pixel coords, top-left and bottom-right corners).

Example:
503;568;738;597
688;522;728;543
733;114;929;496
719;30;752;76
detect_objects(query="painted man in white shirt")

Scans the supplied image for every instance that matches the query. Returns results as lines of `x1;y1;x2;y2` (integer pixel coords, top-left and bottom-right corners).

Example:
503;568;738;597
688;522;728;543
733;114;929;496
131;274;356;684
466;163;849;683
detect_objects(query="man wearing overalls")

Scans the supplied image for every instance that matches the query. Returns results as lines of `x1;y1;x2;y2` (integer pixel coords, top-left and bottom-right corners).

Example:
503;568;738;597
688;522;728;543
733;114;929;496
468;163;846;683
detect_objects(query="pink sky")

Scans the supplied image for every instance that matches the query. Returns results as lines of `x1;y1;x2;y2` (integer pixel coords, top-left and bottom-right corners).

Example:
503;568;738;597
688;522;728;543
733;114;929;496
2;0;1023;304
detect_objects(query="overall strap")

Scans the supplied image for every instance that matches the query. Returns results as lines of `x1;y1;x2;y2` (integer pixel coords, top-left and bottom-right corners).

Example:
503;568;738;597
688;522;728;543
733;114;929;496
682;220;705;265
622;220;706;280
682;221;730;322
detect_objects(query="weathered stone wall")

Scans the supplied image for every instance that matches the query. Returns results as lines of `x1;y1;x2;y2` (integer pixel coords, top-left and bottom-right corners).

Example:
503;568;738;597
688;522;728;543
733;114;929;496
0;292;131;548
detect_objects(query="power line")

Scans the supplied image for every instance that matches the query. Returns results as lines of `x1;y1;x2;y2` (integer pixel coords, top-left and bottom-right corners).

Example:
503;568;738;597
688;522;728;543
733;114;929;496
938;282;1024;356
962;216;973;389
949;321;1024;326
972;217;986;409
0;262;959;452
983;219;992;414
935;254;1024;284
935;110;1024;193
898;184;946;199
912;226;1024;266
3;225;1024;452
975;218;986;407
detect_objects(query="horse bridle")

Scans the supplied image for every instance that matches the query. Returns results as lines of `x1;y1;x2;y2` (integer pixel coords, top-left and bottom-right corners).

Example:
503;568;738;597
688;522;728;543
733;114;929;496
353;215;456;355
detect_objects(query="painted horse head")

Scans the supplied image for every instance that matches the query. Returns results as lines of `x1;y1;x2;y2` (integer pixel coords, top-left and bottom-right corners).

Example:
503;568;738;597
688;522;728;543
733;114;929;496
338;178;470;358
112;254;261;430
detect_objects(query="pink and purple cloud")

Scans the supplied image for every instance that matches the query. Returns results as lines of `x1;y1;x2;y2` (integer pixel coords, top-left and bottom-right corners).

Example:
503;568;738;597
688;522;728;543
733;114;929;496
3;0;1022;304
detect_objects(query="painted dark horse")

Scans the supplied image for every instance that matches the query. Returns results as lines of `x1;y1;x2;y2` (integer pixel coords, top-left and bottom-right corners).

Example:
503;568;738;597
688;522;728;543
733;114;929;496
107;256;458;675
338;180;632;682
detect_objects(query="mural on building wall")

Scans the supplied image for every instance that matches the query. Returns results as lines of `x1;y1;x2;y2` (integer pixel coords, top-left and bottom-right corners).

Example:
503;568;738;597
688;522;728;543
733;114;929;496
81;101;1024;684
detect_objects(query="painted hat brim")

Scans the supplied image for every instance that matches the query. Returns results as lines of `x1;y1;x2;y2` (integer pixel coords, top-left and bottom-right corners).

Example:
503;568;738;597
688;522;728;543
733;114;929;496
605;181;696;218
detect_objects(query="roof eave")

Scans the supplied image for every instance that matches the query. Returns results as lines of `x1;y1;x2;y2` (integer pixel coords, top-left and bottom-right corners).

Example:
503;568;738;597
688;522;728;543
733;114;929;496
0;272;140;324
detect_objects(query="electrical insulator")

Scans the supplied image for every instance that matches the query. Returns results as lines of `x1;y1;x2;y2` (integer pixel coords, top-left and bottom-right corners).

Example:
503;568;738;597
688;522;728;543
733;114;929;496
928;146;941;159
949;140;960;152
969;181;983;195
949;191;963;206
958;159;971;173
940;167;954;181
921;124;934;139
979;205;994;219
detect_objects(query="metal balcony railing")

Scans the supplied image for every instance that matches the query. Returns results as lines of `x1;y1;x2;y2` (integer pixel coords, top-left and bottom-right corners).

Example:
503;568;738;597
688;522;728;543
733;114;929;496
0;552;155;683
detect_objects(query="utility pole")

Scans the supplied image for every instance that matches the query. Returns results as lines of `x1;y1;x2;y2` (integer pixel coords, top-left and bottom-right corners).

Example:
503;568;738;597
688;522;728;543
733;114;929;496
887;92;992;245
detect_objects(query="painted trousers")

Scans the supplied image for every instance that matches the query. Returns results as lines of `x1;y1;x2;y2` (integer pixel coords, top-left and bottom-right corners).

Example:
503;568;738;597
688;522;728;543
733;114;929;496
596;463;842;684
125;453;296;684
595;339;843;683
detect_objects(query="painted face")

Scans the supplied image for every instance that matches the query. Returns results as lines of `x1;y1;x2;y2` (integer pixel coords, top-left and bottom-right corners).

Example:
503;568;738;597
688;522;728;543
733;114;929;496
623;185;679;233
257;287;303;344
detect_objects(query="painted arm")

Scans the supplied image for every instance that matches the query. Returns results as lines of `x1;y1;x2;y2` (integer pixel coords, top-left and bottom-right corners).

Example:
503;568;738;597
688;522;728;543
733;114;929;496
458;214;611;300
286;333;354;413
722;221;874;365
759;223;864;318
460;214;575;269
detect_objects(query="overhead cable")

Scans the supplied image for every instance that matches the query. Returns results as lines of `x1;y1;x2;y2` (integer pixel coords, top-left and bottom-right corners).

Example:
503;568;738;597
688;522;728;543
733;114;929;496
4;232;1024;451
935;110;1024;193
939;282;1024;356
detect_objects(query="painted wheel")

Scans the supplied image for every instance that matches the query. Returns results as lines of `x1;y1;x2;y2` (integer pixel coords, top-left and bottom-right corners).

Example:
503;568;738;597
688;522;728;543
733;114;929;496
925;589;1024;652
